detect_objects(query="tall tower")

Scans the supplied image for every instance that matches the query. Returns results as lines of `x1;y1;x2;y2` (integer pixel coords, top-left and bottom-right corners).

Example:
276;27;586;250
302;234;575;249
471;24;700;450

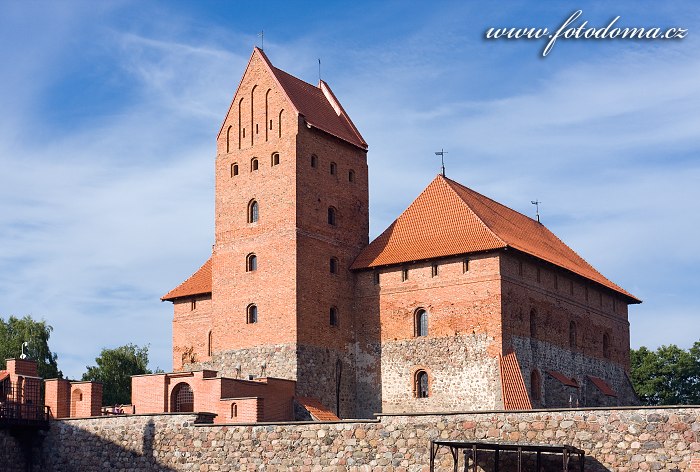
167;48;368;416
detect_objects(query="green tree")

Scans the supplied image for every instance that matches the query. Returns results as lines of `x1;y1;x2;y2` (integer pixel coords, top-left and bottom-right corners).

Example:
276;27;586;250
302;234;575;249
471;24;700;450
82;344;152;405
0;315;62;379
630;342;700;405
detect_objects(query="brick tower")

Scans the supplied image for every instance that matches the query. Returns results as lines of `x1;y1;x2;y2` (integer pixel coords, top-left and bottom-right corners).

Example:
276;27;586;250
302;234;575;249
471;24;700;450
164;48;368;417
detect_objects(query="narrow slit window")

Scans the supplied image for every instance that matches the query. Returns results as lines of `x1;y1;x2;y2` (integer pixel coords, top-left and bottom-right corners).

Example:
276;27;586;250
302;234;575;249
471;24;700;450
431;264;438;277
463;258;469;273
329;307;338;326
373;271;380;285
401;267;409;282
251;158;259;171
415;370;429;398
311;154;318;168
415;309;428;337
248;200;259;223
330;257;338;274
246;253;257;272
191;299;196;311
327;207;337;226
231;163;239;177
330;162;337;175
247;304;258;324
348;170;355;182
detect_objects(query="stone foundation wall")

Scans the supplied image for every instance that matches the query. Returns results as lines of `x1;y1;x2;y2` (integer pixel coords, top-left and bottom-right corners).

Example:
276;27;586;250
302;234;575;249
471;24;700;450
380;334;501;414
513;336;639;408
0;429;26;472
25;406;700;471
184;343;297;381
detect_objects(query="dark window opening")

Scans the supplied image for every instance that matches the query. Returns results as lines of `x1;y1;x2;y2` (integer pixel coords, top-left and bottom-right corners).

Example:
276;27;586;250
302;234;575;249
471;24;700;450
330;257;338;274
330;307;338;326
330;162;337;175
373;271;380;285
251;158;259;171
246;253;257;272
415;309;428;337
463;258;469;273
327;207;337;225
231;163;239;177
191;299;196;311
311;154;318;168
401;267;409;281
415;370;429;398
348;170;355;182
247;304;258;324
248;200;259;223
271;152;280;166
431;264;438;277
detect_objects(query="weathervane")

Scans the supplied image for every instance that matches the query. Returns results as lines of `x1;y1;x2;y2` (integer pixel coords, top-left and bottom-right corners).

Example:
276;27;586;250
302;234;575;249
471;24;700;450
258;30;264;50
531;199;541;223
434;149;448;177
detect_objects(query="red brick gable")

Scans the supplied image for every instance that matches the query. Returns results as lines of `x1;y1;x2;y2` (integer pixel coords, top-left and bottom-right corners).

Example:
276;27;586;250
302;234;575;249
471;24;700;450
218;47;367;150
352;174;639;303
162;258;212;301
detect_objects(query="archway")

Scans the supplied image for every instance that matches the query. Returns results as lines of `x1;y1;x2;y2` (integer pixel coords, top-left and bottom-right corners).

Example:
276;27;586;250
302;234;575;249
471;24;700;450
171;382;194;412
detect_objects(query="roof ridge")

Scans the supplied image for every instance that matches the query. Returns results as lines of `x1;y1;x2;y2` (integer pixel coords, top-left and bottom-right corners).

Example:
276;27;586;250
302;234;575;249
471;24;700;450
437;175;507;247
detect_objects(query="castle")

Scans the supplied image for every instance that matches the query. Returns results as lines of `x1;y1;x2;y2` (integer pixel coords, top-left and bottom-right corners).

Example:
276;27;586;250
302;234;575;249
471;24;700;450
131;47;640;421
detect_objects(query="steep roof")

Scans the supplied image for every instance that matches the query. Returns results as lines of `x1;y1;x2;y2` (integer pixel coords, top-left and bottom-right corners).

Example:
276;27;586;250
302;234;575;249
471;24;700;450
351;174;639;303
499;352;532;410
162;258;212;301
220;48;366;150
295;396;341;421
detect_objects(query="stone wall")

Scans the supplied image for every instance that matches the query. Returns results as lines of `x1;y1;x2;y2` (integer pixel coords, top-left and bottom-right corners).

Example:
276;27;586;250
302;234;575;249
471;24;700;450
0;429;26;472
23;406;700;471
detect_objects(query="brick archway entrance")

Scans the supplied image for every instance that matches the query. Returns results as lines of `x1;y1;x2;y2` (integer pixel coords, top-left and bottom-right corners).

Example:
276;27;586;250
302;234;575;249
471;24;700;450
171;382;194;412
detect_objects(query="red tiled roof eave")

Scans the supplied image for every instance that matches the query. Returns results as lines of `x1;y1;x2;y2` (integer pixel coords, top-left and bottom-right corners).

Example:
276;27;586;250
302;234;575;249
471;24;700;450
296;396;340;421
351;174;639;303
162;257;212;301
0;371;9;382
546;370;579;388
588;375;618;397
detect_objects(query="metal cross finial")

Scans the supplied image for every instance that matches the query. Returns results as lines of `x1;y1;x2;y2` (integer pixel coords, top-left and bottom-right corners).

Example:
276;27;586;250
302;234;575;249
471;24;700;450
258;30;264;51
531;199;541;223
434;149;448;177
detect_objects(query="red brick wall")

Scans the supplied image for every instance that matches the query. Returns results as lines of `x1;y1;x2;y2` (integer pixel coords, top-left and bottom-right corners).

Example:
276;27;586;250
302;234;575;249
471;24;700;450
132;373;168;414
45;378;71;418
69;382;102;417
172;295;212;371
6;358;38;377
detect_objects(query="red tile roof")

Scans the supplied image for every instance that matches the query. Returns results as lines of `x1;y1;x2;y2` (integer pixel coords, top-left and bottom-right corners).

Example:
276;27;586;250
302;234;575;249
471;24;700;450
296;396;341;421
546;370;579;388
588;375;617;397
162;258;212;301
351;174;639;303
223;48;367;150
499;352;532;410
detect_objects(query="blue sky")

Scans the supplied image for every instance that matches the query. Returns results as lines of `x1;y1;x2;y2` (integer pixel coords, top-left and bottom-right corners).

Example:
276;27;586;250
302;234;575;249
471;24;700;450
1;1;698;379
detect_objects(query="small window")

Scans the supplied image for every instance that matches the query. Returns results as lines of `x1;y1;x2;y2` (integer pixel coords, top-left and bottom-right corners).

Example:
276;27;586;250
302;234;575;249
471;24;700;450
248;200;259;223
246;253;257;272
329;307;338;326
207;331;212;357
463;258;469;273
603;333;610;358
330;257;338;274
569;321;577;349
431;264;438;277
271;152;280;166
330;162;337;175
231;163;239;177
348;170;355;182
311;154;318;168
327;207;337;226
247;304;258;324
191;299;196;311
415;309;428;337
269;119;273;130
531;370;541;402
373;271;380;285
415;370;429;398
529;309;537;338
401;267;409;282
243;128;246;138
251;158;259;171
231;403;237;418
255;123;259;134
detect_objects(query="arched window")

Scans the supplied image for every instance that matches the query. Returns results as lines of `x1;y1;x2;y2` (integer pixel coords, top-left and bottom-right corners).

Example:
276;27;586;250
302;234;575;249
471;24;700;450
207;331;213;357
271;152;280;166
415;370;429;398
348;170;355;182
330;162;337;175
231;402;237;418
251;157;259;171
329;307;338;326
603;333;610;358
531;370;541;402
247;304;258;324
569;321;577;349
231;163;239;177
415;309;428;337
529;309;537;338
278;109;283;138
226;125;232;153
246;253;257;272
327;207;337;225
171;383;194;412
330;257;338;274
311;154;318;168
248;200;259;223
